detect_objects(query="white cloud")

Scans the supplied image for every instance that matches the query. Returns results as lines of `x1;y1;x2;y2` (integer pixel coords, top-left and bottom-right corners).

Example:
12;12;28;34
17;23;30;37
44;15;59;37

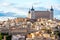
26;0;59;11
2;2;10;6
0;0;60;20
0;2;27;15
54;15;60;19
53;4;60;10
0;2;11;7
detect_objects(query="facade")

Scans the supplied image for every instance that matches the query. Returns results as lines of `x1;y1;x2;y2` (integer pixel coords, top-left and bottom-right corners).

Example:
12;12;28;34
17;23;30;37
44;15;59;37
28;6;54;20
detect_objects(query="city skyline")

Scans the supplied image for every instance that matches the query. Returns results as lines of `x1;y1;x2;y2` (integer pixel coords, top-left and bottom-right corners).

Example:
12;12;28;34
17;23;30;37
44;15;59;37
0;0;60;20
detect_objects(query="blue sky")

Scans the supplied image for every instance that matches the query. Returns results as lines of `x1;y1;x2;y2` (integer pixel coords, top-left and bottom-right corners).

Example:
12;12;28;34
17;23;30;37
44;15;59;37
0;0;60;19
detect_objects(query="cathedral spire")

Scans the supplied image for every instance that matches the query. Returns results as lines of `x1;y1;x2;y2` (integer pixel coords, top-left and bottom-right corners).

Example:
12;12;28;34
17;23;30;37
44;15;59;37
50;6;54;11
28;8;30;13
31;6;34;11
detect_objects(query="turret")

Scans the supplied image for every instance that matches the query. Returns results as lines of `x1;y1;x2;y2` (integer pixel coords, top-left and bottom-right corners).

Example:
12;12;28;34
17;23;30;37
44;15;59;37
50;6;54;20
30;6;35;19
28;10;30;13
31;6;35;11
50;6;54;11
28;6;35;19
28;9;31;19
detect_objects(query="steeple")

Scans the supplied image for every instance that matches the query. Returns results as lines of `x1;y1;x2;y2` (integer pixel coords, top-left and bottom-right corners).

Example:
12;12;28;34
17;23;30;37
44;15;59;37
28;9;30;13
31;6;34;11
50;6;54;20
50;6;54;11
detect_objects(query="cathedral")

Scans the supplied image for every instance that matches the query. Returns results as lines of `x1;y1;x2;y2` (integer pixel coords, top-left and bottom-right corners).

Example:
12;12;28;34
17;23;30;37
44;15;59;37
28;6;54;20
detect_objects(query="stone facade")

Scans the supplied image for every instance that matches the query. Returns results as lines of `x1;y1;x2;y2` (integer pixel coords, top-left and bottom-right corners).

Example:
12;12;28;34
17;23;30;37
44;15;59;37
28;6;53;20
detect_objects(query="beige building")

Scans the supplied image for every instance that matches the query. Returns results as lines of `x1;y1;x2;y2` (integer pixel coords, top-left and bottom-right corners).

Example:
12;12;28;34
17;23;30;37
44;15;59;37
28;6;54;20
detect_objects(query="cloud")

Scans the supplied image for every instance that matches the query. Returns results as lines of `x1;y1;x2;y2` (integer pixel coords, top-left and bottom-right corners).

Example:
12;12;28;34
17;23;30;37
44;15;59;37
0;0;60;20
30;0;60;11
54;4;60;10
2;2;10;6
54;15;60;19
0;2;12;7
0;2;27;15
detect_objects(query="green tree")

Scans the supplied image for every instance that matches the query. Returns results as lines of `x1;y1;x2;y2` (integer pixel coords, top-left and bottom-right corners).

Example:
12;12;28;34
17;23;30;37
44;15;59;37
0;33;2;40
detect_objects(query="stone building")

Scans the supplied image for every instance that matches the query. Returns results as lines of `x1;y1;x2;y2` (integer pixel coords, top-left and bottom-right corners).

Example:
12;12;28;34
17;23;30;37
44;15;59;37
28;6;54;20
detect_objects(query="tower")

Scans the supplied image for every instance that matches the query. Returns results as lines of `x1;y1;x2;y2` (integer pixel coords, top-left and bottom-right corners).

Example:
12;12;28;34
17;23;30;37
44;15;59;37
28;6;35;19
28;9;31;19
30;6;35;19
50;6;54;20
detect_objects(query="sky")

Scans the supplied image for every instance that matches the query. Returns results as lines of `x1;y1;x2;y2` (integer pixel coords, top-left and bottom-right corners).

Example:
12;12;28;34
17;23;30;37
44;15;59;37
0;0;60;20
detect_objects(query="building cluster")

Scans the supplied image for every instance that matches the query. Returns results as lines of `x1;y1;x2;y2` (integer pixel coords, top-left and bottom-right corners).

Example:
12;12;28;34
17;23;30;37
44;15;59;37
0;6;60;40
0;18;60;40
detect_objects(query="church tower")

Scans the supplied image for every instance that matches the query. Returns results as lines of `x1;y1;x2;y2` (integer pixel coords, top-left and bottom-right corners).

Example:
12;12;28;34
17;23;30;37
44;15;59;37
28;6;35;19
28;9;31;19
50;6;54;20
30;6;35;19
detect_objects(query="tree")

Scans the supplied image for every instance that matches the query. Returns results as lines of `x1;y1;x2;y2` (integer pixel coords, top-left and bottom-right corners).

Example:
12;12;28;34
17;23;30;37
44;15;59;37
0;33;2;40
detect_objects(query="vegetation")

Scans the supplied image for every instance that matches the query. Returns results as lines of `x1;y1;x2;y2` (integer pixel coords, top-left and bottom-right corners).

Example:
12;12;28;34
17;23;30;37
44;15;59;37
6;35;12;40
0;33;2;40
0;33;12;40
